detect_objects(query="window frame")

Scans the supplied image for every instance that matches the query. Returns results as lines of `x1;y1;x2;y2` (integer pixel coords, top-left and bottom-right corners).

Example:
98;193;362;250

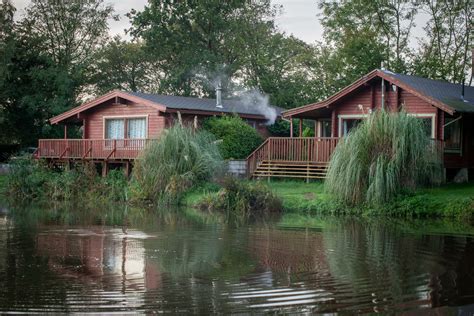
338;114;368;137
103;115;149;140
408;113;436;139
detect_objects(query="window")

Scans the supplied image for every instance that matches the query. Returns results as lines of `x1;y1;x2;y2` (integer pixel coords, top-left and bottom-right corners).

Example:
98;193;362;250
408;114;436;139
342;119;362;136
319;120;332;137
105;119;125;139
105;117;147;139
444;116;462;153
127;118;147;138
420;118;434;138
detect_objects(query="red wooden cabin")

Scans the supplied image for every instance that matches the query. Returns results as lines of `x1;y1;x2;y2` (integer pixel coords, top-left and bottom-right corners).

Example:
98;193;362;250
37;90;281;175
246;69;474;181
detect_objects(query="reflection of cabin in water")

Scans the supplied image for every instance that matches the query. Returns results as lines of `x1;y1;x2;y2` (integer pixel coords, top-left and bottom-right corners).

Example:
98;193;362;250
36;90;281;176
35;227;161;292
246;70;474;181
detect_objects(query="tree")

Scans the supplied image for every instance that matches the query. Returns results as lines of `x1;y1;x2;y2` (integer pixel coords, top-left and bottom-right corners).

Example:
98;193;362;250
0;0;115;145
242;33;322;109
319;0;418;73
92;37;159;94
128;0;279;97
412;0;472;83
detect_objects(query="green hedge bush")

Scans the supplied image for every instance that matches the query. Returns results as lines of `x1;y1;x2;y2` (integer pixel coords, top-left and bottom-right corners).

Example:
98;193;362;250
202;115;263;159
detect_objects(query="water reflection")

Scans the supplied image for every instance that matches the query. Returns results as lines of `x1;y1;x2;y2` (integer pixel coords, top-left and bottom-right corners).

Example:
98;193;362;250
0;203;473;314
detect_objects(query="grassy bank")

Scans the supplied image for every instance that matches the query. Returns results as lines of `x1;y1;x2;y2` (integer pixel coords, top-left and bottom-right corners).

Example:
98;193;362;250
186;180;474;220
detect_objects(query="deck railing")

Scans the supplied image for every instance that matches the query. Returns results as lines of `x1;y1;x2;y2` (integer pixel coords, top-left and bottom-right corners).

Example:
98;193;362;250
246;137;339;177
37;139;156;160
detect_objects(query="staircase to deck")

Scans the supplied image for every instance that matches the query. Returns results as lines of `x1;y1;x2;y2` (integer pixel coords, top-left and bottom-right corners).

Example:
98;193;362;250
246;137;339;180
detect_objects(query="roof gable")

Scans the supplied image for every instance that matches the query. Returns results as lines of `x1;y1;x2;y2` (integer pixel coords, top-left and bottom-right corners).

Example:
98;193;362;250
50;90;282;124
50;90;166;124
283;70;473;118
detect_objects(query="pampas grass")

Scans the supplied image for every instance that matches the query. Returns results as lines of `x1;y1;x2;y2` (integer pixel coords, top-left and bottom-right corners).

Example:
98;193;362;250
325;110;443;206
132;124;224;203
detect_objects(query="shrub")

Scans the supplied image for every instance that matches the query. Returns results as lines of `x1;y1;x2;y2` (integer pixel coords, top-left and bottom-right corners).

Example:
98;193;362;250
6;157;51;199
196;178;282;224
6;158;129;204
132;125;224;203
202;115;263;159
325;110;443;206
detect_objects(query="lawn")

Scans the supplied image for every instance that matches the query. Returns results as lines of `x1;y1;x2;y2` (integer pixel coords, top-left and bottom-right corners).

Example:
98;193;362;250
184;179;474;219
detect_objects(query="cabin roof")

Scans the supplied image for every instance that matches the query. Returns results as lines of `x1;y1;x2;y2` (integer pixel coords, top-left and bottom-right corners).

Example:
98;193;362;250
381;70;474;113
124;91;283;117
50;90;282;124
283;69;474;118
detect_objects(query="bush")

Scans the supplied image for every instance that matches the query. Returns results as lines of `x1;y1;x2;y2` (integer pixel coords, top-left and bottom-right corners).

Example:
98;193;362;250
202;115;263;159
6;157;129;204
132;125;223;203
196;178;282;224
325;110;443;206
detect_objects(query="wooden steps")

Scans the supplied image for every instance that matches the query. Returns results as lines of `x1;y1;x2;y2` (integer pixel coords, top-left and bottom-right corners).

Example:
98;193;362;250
251;160;328;179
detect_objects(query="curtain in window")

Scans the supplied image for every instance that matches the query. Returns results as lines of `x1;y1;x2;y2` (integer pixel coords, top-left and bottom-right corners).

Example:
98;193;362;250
105;119;125;139
128;118;147;139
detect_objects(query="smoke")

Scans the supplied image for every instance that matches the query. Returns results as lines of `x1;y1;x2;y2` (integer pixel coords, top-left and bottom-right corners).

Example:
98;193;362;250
192;65;277;124
234;89;277;125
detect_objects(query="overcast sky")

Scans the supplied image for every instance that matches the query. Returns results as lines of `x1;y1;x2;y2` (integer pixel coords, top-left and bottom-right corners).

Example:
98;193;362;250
11;0;327;43
11;0;426;45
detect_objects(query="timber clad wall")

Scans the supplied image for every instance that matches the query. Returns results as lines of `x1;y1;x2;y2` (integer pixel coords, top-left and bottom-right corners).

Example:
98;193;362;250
332;80;440;138
84;100;165;139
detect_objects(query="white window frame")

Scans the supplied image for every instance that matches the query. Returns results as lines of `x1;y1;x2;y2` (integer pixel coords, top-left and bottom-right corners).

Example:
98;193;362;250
408;113;436;139
103;115;149;139
338;114;368;137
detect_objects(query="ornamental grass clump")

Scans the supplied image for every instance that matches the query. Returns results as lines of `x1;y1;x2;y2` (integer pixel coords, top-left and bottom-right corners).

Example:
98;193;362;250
325;110;443;206
132;124;224;203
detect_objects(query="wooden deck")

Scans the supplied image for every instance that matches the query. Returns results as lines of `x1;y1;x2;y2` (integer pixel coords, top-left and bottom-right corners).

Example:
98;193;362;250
246;137;444;180
246;137;339;179
37;139;155;161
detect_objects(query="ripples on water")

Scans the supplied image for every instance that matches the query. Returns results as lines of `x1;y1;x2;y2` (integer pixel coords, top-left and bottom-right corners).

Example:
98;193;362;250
0;205;473;314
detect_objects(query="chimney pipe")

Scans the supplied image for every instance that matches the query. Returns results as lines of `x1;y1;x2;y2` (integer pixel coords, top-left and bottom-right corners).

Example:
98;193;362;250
461;79;465;101
216;81;223;109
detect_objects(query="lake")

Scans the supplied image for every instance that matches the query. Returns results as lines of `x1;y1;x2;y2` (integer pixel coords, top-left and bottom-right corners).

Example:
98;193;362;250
0;202;473;314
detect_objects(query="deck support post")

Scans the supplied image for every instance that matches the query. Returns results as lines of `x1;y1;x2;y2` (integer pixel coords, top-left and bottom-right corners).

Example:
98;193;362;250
299;118;303;137
124;161;131;178
64;124;68;139
102;161;109;177
290;117;293;138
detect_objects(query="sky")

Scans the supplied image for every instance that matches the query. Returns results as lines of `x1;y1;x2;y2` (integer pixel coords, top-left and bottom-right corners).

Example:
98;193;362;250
11;0;426;46
11;0;326;43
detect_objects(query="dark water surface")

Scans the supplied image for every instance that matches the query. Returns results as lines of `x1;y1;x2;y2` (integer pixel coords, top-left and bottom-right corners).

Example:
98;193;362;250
0;203;473;314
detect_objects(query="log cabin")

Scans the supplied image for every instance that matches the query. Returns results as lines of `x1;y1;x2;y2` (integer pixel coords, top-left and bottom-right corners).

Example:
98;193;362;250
36;89;281;175
246;69;474;182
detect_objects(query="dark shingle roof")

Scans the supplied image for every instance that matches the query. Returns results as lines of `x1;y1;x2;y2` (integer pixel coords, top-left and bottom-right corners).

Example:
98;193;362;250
124;91;283;117
382;70;474;113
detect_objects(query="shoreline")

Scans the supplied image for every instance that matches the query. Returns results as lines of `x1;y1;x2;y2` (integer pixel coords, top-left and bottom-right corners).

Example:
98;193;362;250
2;174;473;221
185;180;474;221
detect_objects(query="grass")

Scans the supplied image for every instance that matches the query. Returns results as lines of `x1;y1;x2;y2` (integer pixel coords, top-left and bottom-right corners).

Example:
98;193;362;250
185;179;474;220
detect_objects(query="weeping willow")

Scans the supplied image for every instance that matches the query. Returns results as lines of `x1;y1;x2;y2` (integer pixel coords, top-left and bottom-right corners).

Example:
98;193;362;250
325;110;443;206
132;124;224;203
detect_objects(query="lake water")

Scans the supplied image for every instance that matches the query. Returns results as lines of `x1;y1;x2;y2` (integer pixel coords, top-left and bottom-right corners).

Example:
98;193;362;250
0;202;473;314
